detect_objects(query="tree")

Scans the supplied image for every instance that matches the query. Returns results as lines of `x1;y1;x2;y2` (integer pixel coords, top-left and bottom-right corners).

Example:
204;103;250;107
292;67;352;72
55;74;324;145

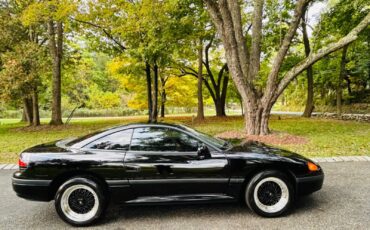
0;1;51;125
107;56;198;113
197;40;205;120
203;38;229;116
180;36;230;117
0;42;48;126
22;0;76;125
301;4;314;117
336;44;349;116
204;0;370;135
314;0;370;116
0;1;32;123
77;0;192;122
47;19;64;125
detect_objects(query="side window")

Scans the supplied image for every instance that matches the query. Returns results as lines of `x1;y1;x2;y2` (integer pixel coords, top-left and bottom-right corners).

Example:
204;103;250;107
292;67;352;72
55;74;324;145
130;127;199;152
85;129;133;151
166;128;199;152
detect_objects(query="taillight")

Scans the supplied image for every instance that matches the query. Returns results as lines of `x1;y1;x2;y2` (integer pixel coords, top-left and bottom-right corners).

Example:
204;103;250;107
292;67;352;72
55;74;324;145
18;158;28;168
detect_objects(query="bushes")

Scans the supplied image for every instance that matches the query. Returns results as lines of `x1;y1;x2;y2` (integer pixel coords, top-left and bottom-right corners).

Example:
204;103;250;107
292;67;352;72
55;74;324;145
0;108;144;119
0;110;22;119
63;108;143;117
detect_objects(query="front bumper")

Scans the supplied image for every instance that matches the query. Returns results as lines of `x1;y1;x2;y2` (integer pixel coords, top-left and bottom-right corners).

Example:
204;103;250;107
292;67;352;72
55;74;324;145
296;171;324;196
12;172;52;202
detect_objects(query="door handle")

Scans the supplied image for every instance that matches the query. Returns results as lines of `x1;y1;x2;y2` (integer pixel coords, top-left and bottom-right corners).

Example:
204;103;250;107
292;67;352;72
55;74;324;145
156;165;173;175
125;165;141;172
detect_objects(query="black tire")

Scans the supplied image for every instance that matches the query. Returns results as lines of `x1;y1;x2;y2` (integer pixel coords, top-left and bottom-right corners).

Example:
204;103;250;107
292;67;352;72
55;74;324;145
55;177;106;226
245;170;293;217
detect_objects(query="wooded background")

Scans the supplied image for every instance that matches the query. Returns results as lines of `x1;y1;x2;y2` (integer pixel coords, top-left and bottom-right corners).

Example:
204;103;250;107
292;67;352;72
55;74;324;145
0;0;369;135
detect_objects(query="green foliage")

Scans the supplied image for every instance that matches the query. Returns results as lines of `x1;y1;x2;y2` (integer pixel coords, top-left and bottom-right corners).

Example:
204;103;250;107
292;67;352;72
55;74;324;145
0;42;49;102
61;42;122;110
0;0;369;122
0;5;28;53
21;0;76;26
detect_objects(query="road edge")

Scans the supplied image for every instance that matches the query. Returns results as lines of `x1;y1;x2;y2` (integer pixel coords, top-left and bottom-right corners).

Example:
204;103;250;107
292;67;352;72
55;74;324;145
0;156;369;170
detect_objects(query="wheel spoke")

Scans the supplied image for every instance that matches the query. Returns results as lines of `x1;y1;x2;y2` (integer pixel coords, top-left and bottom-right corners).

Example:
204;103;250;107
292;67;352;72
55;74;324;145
68;188;96;214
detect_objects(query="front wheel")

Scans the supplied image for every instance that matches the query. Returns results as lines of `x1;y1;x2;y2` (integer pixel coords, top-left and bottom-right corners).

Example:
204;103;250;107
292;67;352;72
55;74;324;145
245;170;293;217
55;177;106;226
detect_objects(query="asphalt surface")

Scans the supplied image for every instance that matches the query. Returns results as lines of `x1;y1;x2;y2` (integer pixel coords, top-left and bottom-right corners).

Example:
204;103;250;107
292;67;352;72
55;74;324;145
1;162;369;230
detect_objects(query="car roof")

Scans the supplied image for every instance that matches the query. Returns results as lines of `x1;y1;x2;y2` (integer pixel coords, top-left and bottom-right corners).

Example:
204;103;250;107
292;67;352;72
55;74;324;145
107;122;188;132
69;122;194;149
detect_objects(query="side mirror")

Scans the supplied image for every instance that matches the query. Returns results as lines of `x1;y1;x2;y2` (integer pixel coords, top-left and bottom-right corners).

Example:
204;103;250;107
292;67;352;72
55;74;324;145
197;143;211;160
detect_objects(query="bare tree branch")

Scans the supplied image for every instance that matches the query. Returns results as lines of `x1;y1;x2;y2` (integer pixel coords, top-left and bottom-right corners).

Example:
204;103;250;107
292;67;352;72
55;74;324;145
203;36;218;90
204;79;217;103
204;0;224;34
70;17;126;52
217;63;228;87
249;0;264;79
263;0;310;104
204;0;253;102
227;0;250;77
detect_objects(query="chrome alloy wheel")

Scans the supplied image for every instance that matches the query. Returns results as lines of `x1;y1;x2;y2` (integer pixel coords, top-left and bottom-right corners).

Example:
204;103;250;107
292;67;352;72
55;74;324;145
253;177;289;214
60;185;99;223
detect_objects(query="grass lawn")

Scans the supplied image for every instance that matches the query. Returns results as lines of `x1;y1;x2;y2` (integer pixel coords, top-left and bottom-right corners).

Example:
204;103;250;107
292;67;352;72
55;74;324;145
0;115;369;163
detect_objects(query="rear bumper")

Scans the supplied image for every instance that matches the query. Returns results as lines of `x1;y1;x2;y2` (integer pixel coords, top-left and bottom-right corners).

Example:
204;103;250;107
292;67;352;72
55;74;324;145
296;171;324;196
12;175;52;202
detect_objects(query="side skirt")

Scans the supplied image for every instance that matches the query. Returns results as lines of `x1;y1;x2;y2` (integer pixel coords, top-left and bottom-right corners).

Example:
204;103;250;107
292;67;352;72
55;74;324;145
124;194;237;206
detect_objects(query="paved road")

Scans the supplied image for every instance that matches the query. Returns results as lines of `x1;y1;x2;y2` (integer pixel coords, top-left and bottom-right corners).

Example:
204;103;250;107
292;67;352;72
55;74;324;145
1;162;369;230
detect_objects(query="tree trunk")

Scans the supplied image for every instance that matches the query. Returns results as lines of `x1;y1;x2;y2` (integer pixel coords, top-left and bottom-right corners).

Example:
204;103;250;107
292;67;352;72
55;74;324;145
244;100;271;136
21;109;27;122
22;98;33;125
48;20;63;125
337;45;348;117
220;74;229;116
159;75;166;118
203;37;229;118
240;98;244;116
302;7;314;118
152;64;159;122
160;90;166;118
197;41;205;120
32;88;40;126
145;62;153;122
214;98;226;116
344;75;351;94
211;72;229;117
302;68;314;117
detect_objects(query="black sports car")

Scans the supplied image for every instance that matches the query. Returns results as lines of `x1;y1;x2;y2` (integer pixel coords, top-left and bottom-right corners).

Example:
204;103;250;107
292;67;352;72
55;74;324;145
12;123;324;226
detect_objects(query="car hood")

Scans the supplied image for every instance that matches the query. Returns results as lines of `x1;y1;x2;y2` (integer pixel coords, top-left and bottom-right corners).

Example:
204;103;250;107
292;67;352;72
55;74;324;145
226;141;310;164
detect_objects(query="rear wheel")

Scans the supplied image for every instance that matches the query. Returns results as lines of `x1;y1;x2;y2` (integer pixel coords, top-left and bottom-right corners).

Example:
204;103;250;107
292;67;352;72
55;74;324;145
245;170;293;217
55;177;106;226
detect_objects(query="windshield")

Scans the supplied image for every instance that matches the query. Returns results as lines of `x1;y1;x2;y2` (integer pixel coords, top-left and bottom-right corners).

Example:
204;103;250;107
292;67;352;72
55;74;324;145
179;125;231;150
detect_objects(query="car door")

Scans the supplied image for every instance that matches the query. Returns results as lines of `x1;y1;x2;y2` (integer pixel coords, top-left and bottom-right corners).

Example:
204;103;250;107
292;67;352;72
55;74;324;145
82;129;136;201
124;126;229;197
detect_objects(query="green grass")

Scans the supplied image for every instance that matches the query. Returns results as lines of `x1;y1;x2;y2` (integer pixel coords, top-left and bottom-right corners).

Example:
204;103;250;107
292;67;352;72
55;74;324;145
0;115;369;163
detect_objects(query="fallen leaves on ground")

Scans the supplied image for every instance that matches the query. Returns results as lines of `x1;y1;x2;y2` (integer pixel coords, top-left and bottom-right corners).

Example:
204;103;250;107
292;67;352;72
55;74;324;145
215;131;308;145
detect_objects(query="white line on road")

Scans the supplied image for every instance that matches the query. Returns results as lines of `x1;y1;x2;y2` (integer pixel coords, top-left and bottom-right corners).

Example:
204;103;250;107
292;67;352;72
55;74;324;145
2;164;17;170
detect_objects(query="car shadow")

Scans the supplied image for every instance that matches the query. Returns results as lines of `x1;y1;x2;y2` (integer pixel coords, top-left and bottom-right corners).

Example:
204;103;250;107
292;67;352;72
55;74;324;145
99;195;324;226
100;202;248;225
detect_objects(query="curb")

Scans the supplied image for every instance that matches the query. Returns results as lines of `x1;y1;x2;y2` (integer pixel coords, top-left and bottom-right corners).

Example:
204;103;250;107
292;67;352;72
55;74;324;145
0;156;369;170
311;156;370;163
0;164;18;170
